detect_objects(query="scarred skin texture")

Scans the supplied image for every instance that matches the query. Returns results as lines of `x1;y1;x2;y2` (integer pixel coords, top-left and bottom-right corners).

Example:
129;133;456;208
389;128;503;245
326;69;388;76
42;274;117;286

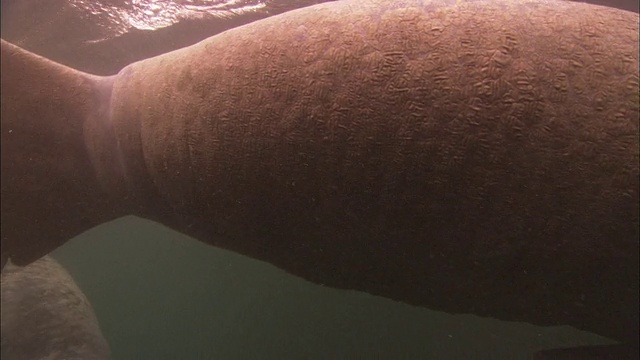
1;0;638;350
1;256;110;360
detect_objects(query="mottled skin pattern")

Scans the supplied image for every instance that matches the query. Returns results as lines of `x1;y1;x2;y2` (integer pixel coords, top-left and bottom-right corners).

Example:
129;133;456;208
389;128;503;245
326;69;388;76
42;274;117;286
1;256;110;359
1;0;638;351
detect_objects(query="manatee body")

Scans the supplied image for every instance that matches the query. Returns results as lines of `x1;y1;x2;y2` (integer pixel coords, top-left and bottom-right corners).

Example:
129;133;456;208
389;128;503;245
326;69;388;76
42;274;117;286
1;256;110;360
1;0;638;350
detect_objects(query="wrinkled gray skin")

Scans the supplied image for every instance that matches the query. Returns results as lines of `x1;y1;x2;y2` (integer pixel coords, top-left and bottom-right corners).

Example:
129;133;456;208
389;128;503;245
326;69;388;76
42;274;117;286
1;0;638;354
1;256;110;360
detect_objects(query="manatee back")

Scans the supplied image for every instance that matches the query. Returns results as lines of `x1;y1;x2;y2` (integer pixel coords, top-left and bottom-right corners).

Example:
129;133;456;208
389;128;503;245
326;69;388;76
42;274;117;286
107;0;638;344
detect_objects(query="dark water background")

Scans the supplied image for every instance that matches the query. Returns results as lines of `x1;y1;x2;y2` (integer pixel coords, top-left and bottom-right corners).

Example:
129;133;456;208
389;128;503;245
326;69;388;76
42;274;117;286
1;1;636;359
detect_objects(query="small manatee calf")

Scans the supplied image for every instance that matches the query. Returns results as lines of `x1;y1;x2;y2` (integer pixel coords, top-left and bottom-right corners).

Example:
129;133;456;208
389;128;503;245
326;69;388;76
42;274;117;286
1;256;110;360
1;0;638;356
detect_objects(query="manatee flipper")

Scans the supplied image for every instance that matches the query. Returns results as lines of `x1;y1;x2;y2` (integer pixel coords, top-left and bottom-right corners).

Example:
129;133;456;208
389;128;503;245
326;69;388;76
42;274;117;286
1;256;110;360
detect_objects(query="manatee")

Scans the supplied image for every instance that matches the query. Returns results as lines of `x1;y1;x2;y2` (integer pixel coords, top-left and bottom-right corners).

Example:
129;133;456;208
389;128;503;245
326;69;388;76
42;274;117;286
1;0;638;353
1;256;110;359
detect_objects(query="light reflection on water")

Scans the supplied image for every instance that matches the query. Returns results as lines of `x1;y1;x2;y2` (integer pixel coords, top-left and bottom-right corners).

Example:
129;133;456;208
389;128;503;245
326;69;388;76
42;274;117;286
67;0;266;41
67;0;328;42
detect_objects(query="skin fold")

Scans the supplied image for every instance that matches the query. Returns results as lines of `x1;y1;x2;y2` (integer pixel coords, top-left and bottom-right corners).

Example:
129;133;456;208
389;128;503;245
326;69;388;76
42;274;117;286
1;0;638;353
1;256;110;359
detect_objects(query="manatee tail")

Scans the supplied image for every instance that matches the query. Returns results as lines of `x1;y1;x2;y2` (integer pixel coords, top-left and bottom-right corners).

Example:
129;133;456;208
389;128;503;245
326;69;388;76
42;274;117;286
1;39;125;267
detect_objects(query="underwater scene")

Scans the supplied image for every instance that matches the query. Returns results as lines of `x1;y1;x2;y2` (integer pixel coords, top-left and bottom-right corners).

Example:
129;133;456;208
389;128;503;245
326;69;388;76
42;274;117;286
1;0;638;359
